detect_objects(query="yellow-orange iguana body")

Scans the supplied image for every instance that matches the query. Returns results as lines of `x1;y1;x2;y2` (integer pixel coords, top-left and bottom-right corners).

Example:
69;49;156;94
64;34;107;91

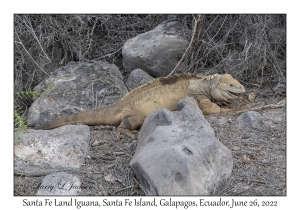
36;74;245;138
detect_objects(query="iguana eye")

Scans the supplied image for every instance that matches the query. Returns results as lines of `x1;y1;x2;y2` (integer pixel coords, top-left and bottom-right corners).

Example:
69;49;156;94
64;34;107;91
229;83;233;87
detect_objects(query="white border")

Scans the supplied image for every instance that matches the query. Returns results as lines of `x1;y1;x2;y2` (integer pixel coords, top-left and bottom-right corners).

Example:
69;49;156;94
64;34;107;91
2;0;297;209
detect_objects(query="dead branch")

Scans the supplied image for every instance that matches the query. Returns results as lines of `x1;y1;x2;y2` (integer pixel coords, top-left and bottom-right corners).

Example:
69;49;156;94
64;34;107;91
168;14;204;76
233;99;286;115
14;29;49;76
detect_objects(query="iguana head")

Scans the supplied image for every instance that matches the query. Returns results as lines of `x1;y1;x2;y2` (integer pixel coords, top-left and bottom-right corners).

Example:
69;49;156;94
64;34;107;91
210;74;245;102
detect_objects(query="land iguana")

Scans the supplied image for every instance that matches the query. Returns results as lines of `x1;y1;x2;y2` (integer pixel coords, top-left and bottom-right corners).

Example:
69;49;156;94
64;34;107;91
36;74;245;138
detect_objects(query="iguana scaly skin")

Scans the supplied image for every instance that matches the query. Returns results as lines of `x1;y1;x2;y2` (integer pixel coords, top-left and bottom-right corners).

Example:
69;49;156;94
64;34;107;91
36;74;245;138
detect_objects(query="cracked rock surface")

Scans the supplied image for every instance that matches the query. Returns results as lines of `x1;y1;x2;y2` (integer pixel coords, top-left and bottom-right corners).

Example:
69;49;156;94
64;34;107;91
130;97;233;195
14;125;90;176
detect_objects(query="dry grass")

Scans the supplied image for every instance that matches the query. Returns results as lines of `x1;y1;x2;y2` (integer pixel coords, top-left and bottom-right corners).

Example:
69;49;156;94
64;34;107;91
14;14;286;89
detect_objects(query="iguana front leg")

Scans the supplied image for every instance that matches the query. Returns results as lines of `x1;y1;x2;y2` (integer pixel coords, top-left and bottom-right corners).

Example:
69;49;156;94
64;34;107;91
199;99;221;114
117;114;144;139
199;99;232;114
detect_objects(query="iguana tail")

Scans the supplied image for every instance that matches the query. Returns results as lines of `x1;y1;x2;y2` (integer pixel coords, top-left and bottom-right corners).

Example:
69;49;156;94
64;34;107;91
35;103;123;130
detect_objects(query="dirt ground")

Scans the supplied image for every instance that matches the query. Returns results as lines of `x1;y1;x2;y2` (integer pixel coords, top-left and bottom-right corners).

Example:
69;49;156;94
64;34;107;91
212;107;286;196
14;93;286;196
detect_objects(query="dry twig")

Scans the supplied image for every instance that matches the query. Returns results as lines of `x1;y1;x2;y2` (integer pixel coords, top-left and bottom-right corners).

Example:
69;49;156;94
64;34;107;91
233;99;286;115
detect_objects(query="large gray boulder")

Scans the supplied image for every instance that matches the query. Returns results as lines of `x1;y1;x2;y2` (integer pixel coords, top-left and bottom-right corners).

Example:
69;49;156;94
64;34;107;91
14;125;90;176
122;21;189;77
27;61;127;127
130;97;233;195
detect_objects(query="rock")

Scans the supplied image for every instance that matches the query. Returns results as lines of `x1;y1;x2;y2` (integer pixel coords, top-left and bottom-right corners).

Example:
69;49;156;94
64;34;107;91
130;97;233;195
206;116;227;125
236;111;281;130
14;125;90;176
236;111;263;129
122;21;189;77
27;61;127;127
36;172;81;195
126;69;154;91
104;174;115;184
232;146;242;151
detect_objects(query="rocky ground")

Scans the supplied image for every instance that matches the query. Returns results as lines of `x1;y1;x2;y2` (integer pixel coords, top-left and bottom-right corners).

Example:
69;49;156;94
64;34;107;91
212;102;286;196
14;94;286;196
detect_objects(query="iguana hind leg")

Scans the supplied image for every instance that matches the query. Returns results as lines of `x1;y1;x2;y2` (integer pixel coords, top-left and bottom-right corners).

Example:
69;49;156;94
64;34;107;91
117;114;144;139
199;99;221;115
